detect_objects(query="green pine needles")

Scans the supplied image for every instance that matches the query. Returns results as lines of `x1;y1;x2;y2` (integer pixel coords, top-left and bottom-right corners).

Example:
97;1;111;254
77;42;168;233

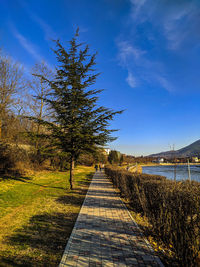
31;30;123;189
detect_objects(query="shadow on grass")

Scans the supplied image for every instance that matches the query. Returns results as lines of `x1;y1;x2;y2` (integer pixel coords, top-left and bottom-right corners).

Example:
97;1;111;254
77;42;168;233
0;172;93;265
56;172;93;212
56;190;86;205
1;208;84;266
76;172;93;187
0;175;32;182
0;174;65;190
1;172;94;192
21;180;65;190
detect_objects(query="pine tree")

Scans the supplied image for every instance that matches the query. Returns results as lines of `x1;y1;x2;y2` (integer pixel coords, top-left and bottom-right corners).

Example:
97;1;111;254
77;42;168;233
32;30;123;189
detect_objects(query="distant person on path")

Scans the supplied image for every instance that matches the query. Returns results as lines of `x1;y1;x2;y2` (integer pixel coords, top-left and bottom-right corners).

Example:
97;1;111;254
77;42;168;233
99;164;102;172
95;164;98;172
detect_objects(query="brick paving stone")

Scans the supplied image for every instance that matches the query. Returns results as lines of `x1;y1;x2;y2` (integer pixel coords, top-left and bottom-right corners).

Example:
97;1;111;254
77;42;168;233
59;171;164;267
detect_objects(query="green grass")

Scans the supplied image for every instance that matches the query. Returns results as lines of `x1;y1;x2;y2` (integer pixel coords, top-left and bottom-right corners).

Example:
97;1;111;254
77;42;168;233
0;166;94;266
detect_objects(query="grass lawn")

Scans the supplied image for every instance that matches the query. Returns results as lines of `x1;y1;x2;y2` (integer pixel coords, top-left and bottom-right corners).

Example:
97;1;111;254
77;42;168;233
0;166;94;267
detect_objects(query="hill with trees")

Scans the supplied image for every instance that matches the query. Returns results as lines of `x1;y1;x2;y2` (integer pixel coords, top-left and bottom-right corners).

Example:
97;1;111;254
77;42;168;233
150;139;200;158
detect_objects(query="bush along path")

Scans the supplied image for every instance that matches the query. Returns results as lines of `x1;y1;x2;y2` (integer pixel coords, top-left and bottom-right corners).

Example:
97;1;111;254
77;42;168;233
105;166;200;266
59;171;164;267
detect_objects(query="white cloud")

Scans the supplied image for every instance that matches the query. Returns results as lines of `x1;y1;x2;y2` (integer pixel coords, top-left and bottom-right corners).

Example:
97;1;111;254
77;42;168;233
116;0;200;92
126;71;137;88
117;39;173;91
162;4;193;50
117;40;147;88
155;75;174;92
130;0;147;19
117;40;146;65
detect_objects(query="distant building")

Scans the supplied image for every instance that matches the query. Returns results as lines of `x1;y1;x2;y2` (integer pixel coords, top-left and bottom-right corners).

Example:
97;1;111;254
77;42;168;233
152;158;165;163
104;148;111;155
192;157;199;163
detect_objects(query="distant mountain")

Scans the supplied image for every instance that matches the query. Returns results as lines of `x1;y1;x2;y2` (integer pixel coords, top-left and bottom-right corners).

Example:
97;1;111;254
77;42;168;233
150;139;200;158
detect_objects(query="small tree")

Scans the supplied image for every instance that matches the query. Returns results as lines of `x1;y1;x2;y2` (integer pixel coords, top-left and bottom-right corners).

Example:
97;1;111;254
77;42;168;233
119;154;124;166
108;150;120;165
31;31;123;189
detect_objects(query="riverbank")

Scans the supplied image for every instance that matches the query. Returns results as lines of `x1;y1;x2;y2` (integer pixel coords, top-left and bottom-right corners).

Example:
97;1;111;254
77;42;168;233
142;164;200;182
124;162;200;177
141;162;200;167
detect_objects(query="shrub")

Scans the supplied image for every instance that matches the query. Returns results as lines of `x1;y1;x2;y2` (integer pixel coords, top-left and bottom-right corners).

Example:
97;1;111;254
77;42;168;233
105;166;200;266
0;142;30;176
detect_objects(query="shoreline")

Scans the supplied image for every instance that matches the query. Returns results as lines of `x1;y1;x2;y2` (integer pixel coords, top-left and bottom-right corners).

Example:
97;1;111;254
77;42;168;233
140;162;200;167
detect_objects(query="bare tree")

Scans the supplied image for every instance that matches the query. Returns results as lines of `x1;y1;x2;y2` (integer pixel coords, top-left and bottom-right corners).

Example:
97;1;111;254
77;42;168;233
25;62;54;163
29;62;54;146
0;53;25;140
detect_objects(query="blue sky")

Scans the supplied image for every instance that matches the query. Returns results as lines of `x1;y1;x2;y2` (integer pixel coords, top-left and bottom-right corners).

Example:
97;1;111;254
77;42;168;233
1;0;200;156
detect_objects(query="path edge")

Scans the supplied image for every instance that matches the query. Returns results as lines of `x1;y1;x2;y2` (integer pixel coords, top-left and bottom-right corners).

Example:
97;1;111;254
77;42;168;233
59;171;96;266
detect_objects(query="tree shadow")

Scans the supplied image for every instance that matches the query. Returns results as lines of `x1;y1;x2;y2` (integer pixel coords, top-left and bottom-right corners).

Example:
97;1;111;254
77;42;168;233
0;171;94;192
21;180;65;190
0;174;65;190
56;190;86;206
0;172;93;266
0;185;89;267
1;211;80;267
76;172;93;187
0;175;32;182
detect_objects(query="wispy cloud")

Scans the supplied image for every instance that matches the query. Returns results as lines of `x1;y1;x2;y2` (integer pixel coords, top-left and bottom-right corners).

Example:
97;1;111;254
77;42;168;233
130;0;146;20
9;23;54;72
117;40;145;88
126;71;137;88
129;0;200;50
118;40;146;64
117;39;173;91
10;23;43;62
161;4;194;50
116;0;200;92
18;0;57;41
30;14;57;41
155;75;174;93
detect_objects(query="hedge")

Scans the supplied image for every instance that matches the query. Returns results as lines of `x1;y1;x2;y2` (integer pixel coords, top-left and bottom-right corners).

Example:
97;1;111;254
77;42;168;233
105;166;200;266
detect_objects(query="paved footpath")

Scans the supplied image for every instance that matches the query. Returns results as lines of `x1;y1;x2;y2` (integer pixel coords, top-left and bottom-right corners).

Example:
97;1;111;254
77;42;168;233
59;171;164;267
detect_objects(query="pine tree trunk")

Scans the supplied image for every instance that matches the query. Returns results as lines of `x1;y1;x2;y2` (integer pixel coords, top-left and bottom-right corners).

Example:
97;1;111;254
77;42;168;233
69;157;74;190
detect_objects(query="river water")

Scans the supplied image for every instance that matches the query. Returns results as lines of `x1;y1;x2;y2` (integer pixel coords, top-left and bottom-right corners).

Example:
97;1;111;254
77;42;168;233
142;165;200;182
